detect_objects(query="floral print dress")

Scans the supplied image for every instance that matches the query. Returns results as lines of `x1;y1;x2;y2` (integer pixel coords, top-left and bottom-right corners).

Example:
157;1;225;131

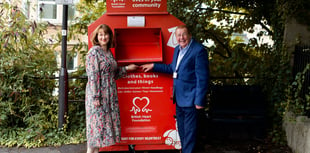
85;45;127;147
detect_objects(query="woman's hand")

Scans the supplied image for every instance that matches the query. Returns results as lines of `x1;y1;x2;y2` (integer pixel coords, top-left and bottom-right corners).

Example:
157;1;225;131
126;64;139;71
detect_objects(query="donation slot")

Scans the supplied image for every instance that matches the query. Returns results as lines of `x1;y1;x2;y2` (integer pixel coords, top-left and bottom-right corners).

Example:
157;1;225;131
114;28;163;63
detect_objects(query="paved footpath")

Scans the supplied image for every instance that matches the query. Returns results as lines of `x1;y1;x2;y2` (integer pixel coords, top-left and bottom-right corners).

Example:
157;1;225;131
0;143;87;153
0;143;242;153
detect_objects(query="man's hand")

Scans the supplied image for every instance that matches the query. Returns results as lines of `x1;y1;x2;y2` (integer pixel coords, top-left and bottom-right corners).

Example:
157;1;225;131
195;105;204;109
140;63;154;72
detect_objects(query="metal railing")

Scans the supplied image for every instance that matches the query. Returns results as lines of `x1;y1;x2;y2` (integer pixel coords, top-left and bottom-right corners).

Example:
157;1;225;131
293;45;310;116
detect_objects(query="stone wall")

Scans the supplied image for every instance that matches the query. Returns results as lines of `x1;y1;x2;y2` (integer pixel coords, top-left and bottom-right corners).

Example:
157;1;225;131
283;113;310;153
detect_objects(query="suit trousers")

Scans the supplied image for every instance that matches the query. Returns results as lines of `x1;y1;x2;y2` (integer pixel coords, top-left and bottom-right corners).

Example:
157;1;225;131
176;104;197;153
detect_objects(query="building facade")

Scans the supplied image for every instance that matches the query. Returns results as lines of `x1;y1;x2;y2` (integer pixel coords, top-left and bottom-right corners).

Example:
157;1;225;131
1;0;86;73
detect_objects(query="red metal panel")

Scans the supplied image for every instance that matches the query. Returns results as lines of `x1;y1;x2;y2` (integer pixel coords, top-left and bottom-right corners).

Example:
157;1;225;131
88;11;184;152
99;144;175;151
116;72;175;143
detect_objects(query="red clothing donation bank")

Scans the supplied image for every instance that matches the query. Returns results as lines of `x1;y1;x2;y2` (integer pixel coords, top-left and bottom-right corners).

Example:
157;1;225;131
88;0;183;151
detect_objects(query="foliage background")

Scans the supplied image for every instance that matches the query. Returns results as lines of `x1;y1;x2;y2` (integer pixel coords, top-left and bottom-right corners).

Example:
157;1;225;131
0;0;309;148
0;3;85;147
71;0;310;146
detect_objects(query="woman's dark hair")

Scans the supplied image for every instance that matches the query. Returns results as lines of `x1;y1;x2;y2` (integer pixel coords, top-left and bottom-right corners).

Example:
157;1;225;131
91;24;113;49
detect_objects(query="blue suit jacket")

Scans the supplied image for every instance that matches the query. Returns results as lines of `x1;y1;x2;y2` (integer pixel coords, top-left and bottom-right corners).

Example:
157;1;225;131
153;39;209;107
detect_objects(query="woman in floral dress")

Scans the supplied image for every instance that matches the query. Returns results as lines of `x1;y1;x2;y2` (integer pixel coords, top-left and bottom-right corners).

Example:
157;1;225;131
85;24;138;153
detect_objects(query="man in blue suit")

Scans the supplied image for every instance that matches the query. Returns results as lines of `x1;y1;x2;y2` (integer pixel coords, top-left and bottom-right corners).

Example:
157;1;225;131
141;25;209;153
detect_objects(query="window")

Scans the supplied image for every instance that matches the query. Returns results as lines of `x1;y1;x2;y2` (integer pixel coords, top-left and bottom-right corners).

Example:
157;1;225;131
55;51;77;73
67;53;78;72
22;0;30;18
38;0;57;21
0;0;11;4
37;0;79;23
68;5;75;20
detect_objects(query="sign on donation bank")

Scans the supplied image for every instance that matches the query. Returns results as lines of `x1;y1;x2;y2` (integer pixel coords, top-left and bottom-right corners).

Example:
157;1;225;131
107;0;167;14
117;72;181;150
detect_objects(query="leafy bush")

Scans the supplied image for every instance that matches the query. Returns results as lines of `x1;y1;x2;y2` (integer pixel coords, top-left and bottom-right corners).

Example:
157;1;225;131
0;3;85;147
285;64;310;116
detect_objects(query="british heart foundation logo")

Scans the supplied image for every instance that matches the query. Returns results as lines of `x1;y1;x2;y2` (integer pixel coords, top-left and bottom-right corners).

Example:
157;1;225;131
130;97;152;114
